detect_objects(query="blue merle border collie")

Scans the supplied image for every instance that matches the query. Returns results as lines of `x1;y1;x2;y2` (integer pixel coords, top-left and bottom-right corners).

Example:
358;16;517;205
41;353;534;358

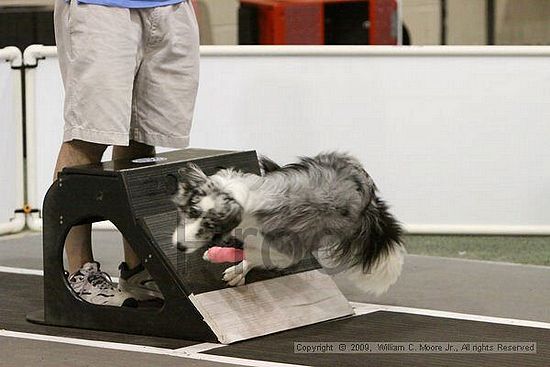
172;152;405;295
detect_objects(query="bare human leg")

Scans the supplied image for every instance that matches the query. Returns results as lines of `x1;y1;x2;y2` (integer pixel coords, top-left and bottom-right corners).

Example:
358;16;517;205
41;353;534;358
54;140;107;274
112;140;155;269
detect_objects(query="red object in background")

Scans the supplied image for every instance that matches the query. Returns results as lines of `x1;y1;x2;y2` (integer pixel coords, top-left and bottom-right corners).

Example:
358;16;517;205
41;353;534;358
369;0;398;45
239;0;398;45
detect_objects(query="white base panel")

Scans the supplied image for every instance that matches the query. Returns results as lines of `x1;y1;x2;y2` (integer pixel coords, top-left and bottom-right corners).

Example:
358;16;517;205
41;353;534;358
190;270;354;344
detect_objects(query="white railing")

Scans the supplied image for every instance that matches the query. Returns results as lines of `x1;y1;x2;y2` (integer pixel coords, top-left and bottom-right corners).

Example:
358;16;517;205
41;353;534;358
0;47;25;235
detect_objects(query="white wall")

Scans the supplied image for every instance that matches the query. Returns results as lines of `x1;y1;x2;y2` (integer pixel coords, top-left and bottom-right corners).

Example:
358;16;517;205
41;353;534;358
190;47;550;234
25;46;550;234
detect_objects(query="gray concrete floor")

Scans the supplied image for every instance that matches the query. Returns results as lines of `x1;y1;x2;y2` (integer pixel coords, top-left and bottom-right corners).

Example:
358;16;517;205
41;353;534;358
1;230;549;323
349;255;550;323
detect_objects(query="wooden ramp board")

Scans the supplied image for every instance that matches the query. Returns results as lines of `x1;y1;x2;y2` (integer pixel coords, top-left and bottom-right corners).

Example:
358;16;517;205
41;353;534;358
189;270;354;344
205;311;550;367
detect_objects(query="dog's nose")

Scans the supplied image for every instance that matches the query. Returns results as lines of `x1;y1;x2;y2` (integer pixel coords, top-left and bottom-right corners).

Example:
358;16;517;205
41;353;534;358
176;241;188;252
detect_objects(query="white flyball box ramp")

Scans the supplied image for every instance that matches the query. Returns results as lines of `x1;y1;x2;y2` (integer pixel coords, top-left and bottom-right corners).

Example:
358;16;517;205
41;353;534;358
0;47;25;235
190;270;353;344
23;45;550;235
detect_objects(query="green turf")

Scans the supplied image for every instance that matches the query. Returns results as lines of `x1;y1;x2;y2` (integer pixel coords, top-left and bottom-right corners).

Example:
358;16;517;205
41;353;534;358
403;235;550;266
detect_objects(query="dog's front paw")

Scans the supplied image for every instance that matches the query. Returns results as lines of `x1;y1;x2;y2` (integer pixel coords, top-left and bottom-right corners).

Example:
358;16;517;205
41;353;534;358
222;260;250;286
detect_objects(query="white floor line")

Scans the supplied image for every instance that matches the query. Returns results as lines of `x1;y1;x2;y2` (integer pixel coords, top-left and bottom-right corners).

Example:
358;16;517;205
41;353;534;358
349;302;383;316
0;266;43;276
350;302;550;329
0;330;307;367
174;342;224;354
175;351;308;367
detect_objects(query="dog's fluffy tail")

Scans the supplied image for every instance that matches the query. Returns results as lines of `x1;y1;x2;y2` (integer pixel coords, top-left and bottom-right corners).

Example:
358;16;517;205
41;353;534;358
336;243;405;296
316;195;406;296
316;242;405;296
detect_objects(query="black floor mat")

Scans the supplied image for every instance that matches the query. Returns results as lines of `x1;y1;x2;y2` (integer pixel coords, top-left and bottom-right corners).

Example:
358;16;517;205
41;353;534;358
206;311;549;367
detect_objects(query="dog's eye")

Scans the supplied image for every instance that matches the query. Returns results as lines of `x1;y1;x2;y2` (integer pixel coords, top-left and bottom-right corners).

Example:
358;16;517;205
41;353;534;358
175;242;187;252
188;205;202;218
192;188;206;197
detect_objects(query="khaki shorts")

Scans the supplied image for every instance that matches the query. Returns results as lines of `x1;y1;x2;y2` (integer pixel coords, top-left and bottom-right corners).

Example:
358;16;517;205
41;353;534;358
54;0;200;147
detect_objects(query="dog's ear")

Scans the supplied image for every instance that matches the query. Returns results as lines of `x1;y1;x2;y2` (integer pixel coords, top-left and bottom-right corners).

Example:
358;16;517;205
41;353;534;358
259;155;281;175
177;163;208;190
173;163;209;209
202;195;243;238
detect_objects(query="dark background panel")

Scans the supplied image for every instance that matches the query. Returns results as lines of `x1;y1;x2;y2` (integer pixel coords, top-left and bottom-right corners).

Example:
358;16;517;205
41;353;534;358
0;7;55;50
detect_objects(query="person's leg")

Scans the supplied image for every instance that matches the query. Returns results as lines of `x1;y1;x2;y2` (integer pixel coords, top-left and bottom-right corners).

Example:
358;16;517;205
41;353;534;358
115;3;199;301
112;140;155;269
129;2;199;148
112;141;163;301
53;0;142;307
54;140;107;274
55;0;140;273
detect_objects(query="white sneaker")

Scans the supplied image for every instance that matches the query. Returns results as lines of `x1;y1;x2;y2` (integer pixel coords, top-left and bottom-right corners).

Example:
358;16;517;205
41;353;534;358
68;262;137;307
118;262;164;301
